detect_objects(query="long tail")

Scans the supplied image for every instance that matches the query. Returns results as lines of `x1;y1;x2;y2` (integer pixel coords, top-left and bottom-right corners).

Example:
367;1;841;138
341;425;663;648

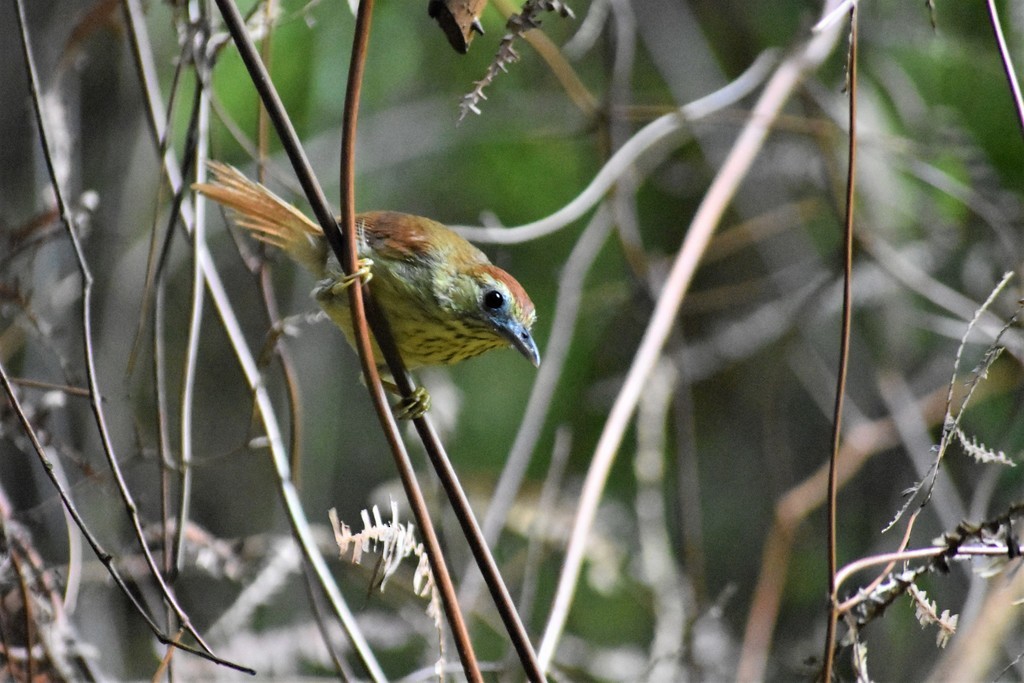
193;162;328;277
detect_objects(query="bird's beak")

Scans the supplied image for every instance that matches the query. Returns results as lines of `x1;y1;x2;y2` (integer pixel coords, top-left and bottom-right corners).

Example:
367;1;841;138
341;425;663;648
498;320;541;368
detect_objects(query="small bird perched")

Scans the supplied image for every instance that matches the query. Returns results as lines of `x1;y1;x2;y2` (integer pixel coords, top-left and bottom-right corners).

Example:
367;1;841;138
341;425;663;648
194;163;540;408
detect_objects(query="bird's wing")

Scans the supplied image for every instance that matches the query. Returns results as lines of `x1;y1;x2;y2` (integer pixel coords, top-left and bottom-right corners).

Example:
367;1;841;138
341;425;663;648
356;211;437;260
356;211;487;268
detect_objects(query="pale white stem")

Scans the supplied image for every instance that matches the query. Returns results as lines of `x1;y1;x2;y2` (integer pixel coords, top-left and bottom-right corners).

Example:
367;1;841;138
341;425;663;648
453;50;778;245
536;4;847;670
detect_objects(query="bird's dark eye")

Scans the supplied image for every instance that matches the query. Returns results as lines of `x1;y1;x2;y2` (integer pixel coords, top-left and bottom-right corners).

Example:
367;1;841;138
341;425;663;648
483;289;505;311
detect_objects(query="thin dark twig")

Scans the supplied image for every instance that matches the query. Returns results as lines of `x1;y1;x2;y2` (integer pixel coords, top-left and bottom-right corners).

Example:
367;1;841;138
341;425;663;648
154;76;203;284
986;0;1024;141
155;283;175;575
13;0;230;664
151;312;173;570
158;19;190;156
154;276;180;679
255;270;306;470
822;6;857;681
120;2;184;621
121;0;205;575
123;0;185;376
0;361;254;674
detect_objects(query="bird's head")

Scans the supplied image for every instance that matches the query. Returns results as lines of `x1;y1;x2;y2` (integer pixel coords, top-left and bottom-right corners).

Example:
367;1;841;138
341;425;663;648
453;264;541;368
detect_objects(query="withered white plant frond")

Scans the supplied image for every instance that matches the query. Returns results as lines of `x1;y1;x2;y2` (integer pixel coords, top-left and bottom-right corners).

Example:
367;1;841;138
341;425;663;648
883;272;1020;532
328;502;445;665
458;0;575;122
908;585;958;648
330;501;427;591
953;426;1016;467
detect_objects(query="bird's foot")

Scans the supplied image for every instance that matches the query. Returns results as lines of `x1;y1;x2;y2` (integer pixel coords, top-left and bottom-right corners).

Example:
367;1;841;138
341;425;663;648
328;257;374;296
363;374;431;420
393;386;431;421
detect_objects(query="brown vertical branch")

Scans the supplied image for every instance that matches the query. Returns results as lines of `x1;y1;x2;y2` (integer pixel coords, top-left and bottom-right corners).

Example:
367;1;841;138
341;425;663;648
335;1;484;679
822;6;857;681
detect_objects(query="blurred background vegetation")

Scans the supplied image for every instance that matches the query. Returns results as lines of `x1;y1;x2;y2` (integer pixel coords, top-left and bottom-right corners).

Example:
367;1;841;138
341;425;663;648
3;0;1024;680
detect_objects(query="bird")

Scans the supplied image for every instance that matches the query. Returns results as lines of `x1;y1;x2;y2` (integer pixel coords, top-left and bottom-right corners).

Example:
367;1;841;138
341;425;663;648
193;162;540;416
